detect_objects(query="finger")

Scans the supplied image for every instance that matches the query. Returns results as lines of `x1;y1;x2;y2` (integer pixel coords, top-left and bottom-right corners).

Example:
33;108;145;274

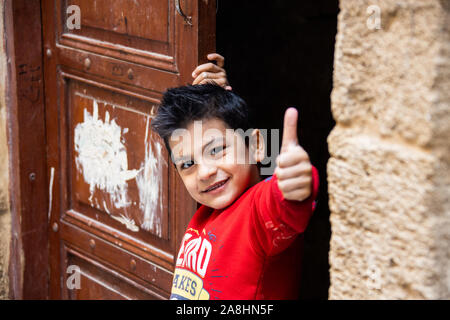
193;63;224;76
225;86;232;91
276;147;309;168
193;71;226;85
207;53;225;68
192;63;224;78
192;75;200;85
198;71;226;80
192;74;203;85
275;162;312;180
278;176;312;193
198;78;228;86
192;72;221;84
281;107;299;152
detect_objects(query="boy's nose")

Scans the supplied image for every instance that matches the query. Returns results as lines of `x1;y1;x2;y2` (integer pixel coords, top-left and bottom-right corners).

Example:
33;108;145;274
197;162;218;181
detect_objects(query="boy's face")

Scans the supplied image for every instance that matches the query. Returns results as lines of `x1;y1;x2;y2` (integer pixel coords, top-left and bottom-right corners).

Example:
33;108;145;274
168;118;261;210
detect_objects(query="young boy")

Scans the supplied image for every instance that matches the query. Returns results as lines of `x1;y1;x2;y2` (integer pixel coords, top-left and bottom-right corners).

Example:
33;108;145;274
151;70;319;300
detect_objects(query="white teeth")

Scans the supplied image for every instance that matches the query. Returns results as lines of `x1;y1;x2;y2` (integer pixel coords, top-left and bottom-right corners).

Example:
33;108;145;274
206;179;228;192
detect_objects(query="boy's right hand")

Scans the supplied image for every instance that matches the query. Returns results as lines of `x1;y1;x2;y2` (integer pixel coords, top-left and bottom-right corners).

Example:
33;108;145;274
192;53;232;90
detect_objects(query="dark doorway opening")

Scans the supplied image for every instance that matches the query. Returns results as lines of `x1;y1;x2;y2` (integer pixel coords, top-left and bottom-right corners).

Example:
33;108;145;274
217;0;339;299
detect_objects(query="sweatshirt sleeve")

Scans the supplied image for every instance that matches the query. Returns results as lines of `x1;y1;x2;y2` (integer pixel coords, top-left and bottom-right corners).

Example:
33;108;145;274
251;165;319;256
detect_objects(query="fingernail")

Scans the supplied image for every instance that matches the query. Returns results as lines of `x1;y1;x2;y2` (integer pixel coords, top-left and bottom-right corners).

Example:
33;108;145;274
192;72;196;77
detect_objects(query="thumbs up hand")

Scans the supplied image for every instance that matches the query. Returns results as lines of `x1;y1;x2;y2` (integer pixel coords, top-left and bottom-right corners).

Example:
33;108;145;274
274;108;313;202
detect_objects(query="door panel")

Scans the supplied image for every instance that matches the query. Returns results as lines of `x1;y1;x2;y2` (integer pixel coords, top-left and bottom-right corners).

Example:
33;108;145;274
68;79;170;241
60;0;176;70
62;223;172;299
43;0;216;299
57;46;180;99
65;247;166;300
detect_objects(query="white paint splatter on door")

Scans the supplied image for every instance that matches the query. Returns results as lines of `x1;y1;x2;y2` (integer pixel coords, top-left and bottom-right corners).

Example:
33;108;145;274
74;99;138;209
48;166;55;220
110;214;140;232
136;116;164;237
73;96;165;236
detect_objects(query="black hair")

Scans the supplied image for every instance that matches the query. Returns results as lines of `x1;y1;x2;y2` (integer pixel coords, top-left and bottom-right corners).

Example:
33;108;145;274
151;83;251;156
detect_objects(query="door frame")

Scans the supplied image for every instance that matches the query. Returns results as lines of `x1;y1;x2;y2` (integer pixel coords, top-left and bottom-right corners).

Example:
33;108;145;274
5;0;49;299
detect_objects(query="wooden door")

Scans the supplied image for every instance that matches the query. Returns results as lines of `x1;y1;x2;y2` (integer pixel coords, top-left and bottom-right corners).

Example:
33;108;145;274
42;0;216;299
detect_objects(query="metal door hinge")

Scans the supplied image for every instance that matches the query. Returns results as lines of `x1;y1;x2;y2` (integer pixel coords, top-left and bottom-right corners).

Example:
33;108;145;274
175;0;193;26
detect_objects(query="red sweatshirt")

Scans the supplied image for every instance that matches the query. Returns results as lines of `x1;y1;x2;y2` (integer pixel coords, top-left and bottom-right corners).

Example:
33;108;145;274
170;166;319;300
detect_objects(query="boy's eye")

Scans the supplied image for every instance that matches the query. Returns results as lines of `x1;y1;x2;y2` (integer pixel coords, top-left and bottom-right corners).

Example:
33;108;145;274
180;160;194;170
210;145;225;156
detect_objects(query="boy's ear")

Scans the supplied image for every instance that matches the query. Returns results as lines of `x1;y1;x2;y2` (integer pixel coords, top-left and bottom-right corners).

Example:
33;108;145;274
249;129;265;163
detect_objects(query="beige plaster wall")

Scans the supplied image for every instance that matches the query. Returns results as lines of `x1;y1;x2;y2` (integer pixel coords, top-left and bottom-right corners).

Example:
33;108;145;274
0;0;10;300
328;0;450;299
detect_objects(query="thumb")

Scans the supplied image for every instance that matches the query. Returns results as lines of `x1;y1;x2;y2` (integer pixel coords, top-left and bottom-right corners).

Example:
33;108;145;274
281;107;299;152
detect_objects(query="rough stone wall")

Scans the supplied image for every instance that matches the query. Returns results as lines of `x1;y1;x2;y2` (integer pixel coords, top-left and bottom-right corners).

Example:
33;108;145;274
328;0;450;299
0;0;10;300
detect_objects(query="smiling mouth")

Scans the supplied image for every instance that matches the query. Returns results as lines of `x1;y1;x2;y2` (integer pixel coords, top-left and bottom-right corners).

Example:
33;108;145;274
202;177;230;193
